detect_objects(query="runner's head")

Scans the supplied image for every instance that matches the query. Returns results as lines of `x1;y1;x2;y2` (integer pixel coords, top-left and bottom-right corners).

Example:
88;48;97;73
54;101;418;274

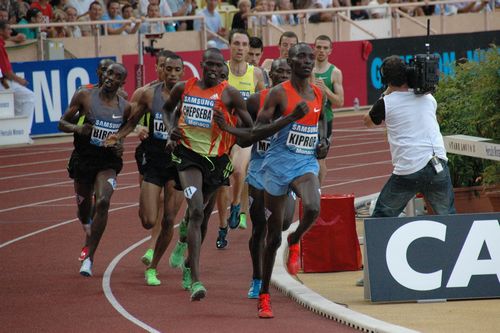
247;36;264;66
278;31;298;59
314;35;332;63
269;58;291;86
219;63;229;83
229;29;250;63
97;58;115;86
288;43;314;79
157;50;184;89
201;48;225;87
102;63;127;93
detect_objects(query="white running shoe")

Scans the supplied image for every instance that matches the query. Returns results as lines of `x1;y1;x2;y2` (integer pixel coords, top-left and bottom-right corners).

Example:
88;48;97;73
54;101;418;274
80;257;92;277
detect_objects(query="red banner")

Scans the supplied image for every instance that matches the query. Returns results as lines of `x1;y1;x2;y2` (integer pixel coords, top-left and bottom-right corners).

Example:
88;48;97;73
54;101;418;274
122;40;367;107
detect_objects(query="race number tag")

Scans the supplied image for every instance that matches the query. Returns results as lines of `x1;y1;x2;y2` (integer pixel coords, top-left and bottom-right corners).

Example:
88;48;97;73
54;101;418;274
182;95;214;128
256;139;270;155
90;120;121;147
153;113;169;141
286;123;318;155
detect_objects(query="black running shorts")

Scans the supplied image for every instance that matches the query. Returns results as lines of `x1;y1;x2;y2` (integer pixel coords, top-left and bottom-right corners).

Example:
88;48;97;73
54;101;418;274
171;144;233;194
67;150;123;184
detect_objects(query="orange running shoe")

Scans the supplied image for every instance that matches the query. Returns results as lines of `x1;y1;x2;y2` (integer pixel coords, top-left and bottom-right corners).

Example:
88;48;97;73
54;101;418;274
286;236;300;275
78;246;89;262
258;293;274;318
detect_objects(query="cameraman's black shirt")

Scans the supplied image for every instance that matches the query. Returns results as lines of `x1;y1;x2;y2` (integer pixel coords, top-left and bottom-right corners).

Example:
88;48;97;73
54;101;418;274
369;98;385;125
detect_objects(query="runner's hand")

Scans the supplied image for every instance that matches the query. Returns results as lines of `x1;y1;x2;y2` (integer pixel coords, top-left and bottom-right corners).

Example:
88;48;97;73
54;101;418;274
291;101;309;120
165;138;177;154
105;134;120;147
316;137;329;159
136;125;149;141
169;127;182;141
214;109;228;130
76;123;93;136
110;141;124;157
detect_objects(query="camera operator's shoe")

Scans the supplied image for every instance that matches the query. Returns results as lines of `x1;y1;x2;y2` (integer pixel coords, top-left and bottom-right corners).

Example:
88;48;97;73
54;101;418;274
228;204;241;229
216;227;228;249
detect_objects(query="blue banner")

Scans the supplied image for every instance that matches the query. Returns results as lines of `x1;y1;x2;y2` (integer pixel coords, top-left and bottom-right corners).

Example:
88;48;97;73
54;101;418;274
12;57;115;136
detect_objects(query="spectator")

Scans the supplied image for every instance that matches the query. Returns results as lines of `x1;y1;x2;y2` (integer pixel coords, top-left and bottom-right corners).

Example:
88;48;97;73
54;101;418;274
0;6;26;42
30;0;53;23
78;1;104;36
121;3;143;33
276;0;296;25
250;0;269;27
434;0;490;15
350;0;369;19
231;0;251;30
0;20;36;141
367;0;389;18
66;0;93;16
166;0;193;31
102;0;136;35
48;10;71;36
194;0;227;48
267;0;280;24
64;5;82;37
50;0;66;17
17;8;45;39
140;0;172;17
139;3;166;34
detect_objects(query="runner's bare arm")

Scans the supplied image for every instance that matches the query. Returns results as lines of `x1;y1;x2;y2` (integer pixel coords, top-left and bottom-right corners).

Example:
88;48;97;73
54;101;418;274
246;92;260;121
163;81;185;115
110;88;151;143
254;67;266;92
316;94;330;159
58;89;92;136
225;85;253;128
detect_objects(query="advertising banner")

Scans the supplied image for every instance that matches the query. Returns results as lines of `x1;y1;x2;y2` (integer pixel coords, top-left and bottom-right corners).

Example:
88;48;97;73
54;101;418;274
364;213;500;302
122;40;368;108
366;30;500;104
11;57;112;136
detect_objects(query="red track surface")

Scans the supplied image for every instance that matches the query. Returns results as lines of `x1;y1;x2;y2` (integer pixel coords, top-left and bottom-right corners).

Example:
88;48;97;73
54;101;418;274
0;114;392;333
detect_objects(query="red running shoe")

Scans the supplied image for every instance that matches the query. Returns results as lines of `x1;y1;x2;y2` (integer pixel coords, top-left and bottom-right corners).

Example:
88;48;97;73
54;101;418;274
258;293;274;318
78;246;89;262
286;236;300;275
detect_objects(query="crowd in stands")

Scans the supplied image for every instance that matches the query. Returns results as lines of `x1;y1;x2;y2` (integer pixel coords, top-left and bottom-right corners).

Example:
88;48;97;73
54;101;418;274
0;0;497;42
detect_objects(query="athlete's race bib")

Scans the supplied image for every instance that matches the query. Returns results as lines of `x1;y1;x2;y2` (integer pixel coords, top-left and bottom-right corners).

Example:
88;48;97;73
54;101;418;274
256;139;270;156
153;113;169;141
90;119;121;147
182;95;214;128
239;90;251;101
286;123;318;155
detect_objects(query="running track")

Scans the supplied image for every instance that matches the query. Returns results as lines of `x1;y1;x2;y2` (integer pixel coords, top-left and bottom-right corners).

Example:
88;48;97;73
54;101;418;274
0;114;393;333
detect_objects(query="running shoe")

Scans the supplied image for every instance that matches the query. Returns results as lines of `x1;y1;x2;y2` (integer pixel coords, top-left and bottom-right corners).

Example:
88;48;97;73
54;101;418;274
247;278;262;299
182;265;192;290
216;227;228;249
228;203;241;229
190;281;206;301
145;268;161;286
141;248;154;266
258;293;274;318
286;235;300;275
179;218;188;239
78;246;89;262
169;241;187;268
80;257;92;277
238;213;247;229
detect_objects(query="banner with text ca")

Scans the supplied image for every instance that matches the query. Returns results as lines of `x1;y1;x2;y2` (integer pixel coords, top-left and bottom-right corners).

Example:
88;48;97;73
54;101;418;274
11;57;113;136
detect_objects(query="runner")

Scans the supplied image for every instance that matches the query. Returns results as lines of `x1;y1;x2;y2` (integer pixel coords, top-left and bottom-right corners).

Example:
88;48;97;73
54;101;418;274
162;48;252;300
313;35;344;184
58;63;131;277
215;29;265;249
107;51;186;286
260;31;298;79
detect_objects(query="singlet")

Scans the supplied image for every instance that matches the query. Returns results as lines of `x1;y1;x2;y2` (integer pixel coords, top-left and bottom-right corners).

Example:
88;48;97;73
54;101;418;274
143;83;170;152
178;78;236;157
74;88;127;155
228;62;255;101
314;64;335;122
264;80;323;161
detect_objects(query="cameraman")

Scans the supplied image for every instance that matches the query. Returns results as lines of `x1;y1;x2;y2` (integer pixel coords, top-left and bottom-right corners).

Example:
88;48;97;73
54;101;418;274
363;55;456;217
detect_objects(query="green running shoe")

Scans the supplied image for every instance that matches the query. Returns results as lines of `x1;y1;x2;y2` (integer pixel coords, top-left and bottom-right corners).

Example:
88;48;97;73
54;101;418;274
179;218;188;239
238;213;247;229
182;265;192;290
145;268;161;286
190;281;206;301
141;249;154;266
169;241;187;268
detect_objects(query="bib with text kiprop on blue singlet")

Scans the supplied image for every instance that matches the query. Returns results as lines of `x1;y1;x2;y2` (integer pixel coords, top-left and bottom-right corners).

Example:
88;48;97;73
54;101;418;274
181;95;214;128
286;122;318;155
153;112;169;141
90;119;121;147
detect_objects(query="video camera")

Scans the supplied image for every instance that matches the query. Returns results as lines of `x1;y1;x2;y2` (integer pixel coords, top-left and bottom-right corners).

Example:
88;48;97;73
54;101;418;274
405;52;440;95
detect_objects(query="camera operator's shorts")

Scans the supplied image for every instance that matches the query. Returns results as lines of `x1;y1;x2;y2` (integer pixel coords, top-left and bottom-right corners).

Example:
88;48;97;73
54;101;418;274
68;150;123;184
143;149;180;188
135;142;147;176
172;144;233;194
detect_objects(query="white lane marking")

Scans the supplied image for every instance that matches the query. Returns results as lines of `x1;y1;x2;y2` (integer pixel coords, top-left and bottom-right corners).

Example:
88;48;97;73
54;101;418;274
326;159;392;172
324;149;389;161
0;184;139;213
322;174;391;189
102;236;162;333
0;159;136;181
331;139;387;149
0;203;138;249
